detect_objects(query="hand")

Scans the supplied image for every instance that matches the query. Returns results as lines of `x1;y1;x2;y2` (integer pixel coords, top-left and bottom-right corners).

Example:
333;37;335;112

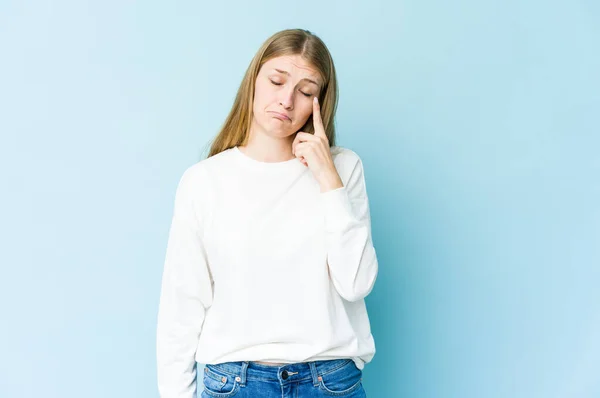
292;97;343;192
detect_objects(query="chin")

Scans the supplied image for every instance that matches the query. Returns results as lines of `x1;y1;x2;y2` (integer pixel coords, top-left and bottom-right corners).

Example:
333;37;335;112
270;130;295;138
265;120;294;134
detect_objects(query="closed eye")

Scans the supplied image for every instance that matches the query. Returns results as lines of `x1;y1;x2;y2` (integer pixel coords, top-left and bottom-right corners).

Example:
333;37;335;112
269;80;313;97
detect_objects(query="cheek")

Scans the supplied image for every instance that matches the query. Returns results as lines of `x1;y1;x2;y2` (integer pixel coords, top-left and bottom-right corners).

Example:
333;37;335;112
254;90;275;111
253;81;268;104
253;93;268;118
298;104;313;123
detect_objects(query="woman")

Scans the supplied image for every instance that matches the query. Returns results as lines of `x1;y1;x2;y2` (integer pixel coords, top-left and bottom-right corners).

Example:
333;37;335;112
156;28;379;398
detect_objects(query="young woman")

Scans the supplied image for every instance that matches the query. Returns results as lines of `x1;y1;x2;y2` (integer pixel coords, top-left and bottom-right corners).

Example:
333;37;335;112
156;28;379;398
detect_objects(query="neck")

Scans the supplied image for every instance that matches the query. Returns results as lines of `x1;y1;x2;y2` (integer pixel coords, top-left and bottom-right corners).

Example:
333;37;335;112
242;121;296;163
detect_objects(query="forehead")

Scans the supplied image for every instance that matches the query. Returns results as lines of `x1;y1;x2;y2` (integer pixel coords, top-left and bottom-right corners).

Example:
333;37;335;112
262;55;320;81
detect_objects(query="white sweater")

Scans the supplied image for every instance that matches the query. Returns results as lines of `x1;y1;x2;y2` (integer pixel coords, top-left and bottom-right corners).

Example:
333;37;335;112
156;145;379;398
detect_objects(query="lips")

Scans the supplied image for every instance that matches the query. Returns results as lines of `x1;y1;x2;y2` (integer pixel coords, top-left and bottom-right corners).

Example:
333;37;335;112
270;111;290;121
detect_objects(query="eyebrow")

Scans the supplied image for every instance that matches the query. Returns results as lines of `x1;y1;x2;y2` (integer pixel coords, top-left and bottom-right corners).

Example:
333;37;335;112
273;68;320;87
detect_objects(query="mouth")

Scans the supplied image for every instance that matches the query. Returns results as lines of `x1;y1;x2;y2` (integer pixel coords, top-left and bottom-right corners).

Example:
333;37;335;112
269;111;291;121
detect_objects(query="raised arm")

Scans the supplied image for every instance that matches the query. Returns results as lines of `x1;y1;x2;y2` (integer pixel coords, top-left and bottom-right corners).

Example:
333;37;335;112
320;151;379;302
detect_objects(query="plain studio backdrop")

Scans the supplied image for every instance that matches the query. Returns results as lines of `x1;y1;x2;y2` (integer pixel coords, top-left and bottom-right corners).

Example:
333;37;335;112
0;1;598;397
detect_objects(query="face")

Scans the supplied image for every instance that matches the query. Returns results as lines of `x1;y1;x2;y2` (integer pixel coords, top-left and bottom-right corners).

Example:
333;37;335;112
250;54;322;139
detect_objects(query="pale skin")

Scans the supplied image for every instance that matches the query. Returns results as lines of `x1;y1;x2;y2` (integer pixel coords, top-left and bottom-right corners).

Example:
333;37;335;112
238;55;343;194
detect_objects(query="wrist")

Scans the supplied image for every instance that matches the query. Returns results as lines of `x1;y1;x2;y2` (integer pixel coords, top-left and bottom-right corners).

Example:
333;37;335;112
318;171;344;193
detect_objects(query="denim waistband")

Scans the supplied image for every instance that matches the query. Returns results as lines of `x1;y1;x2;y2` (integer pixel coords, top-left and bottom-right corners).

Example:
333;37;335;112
204;358;354;387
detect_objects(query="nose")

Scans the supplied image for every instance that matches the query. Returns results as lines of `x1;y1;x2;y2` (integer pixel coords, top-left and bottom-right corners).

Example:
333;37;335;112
279;87;294;110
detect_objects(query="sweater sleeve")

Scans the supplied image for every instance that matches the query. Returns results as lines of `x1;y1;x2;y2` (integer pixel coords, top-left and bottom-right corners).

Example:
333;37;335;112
320;151;379;302
156;166;214;398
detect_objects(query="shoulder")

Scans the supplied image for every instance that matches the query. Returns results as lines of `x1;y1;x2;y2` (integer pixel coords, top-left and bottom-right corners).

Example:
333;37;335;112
330;145;361;162
179;148;235;185
330;145;365;175
174;150;235;206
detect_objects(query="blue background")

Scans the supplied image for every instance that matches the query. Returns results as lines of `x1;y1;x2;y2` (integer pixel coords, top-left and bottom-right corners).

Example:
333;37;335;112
1;1;598;397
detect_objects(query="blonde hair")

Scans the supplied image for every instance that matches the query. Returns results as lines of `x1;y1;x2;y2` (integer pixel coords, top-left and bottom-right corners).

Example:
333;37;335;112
205;28;339;159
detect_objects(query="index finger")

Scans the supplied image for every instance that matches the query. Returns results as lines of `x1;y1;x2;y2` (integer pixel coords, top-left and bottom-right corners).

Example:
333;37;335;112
312;96;326;138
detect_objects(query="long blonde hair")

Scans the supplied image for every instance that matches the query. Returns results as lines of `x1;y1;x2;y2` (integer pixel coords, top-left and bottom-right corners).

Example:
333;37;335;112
205;28;339;159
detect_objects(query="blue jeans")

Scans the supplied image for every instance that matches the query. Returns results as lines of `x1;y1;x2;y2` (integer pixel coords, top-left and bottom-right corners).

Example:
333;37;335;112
200;358;367;397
